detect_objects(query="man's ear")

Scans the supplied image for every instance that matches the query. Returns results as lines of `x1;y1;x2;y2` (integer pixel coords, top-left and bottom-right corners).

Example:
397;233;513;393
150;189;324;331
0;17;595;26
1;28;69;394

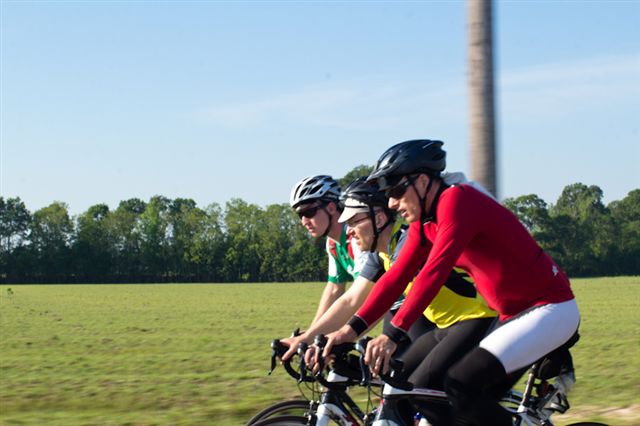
326;201;338;215
415;173;430;192
374;209;387;228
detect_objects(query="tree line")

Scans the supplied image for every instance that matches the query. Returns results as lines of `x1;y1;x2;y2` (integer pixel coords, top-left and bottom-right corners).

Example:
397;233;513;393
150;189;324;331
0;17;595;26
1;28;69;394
1;175;638;284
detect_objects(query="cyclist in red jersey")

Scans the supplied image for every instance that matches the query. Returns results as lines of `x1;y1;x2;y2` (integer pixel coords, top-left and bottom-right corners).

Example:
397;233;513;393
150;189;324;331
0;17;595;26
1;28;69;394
322;140;580;426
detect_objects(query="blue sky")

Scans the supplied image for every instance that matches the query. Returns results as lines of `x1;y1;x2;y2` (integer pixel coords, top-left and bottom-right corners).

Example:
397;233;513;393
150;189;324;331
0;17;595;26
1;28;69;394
1;0;639;215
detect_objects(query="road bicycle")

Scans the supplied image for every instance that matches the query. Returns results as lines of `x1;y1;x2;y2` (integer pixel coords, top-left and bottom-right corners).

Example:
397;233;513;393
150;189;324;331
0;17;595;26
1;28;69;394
249;333;609;426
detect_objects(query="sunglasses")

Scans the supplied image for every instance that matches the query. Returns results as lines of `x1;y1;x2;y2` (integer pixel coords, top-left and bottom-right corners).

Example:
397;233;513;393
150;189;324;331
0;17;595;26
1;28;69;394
385;176;415;199
346;215;370;228
297;204;324;219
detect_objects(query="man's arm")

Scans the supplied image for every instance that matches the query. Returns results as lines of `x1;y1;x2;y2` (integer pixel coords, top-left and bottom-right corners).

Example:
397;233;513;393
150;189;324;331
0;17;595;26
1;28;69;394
312;281;346;325
282;276;375;360
311;277;374;337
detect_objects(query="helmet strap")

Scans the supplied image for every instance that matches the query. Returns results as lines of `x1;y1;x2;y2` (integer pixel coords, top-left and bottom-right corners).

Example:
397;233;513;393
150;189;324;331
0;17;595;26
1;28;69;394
410;175;434;246
367;207;392;252
375;214;393;252
320;202;333;239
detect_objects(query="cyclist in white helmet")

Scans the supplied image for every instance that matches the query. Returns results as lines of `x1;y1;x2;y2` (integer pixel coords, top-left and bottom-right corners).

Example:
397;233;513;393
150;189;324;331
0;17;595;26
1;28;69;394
288;175;364;326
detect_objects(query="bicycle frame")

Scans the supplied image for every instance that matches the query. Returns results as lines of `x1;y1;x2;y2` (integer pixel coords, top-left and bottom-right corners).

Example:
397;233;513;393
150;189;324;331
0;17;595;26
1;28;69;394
372;363;573;426
311;371;375;426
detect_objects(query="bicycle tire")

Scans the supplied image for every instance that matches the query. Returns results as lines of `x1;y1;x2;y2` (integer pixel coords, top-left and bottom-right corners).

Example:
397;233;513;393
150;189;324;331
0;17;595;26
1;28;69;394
564;423;609;426
246;400;311;425
250;415;308;426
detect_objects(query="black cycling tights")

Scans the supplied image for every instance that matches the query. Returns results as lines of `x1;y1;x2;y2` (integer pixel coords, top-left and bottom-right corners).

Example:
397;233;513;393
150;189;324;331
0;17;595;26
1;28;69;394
445;347;525;426
402;317;495;390
382;310;435;357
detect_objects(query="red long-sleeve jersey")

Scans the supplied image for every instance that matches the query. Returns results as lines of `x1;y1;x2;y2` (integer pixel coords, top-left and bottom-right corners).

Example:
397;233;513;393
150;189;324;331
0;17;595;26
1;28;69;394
355;184;574;333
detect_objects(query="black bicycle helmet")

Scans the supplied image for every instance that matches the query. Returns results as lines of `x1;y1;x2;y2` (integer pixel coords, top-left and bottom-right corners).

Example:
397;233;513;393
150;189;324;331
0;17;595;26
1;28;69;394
367;139;446;190
339;177;394;251
290;175;341;209
340;177;388;209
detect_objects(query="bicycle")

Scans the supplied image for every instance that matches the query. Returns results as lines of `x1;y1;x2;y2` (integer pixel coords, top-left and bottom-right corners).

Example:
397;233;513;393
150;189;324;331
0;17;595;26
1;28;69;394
247;337;381;426
254;334;609;426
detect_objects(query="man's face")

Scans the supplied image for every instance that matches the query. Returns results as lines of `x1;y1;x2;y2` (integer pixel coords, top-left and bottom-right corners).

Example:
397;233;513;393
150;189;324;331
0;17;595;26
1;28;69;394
387;174;429;223
297;202;330;238
346;211;375;251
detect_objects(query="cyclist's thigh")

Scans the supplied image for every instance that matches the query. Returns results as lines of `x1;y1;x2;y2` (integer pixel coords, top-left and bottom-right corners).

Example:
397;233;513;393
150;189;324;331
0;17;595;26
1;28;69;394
479;300;579;374
398;328;440;379
406;314;436;342
409;317;494;389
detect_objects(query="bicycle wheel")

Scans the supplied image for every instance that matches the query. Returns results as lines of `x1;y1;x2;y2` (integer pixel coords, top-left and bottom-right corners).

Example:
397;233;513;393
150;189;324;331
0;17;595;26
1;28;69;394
250;415;308;426
246;400;311;425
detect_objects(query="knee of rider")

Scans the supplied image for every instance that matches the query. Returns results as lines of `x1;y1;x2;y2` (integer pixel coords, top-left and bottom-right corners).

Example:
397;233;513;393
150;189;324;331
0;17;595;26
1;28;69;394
444;374;474;409
445;348;506;407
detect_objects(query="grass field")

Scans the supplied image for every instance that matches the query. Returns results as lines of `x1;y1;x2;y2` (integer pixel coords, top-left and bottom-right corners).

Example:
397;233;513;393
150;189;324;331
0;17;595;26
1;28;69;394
1;277;638;425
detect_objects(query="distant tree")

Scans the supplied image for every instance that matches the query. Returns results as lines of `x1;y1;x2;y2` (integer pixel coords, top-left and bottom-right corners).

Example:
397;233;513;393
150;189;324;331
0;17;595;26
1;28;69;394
608;189;640;274
503;194;550;234
549;183;608;276
29;202;74;282
551;183;607;222
139;196;171;281
286;227;326;282
0;197;32;281
338;165;374;188
168;198;210;281
74;204;114;281
0;197;31;253
223;199;263;282
109;198;146;281
188;203;226;281
117;198;147;215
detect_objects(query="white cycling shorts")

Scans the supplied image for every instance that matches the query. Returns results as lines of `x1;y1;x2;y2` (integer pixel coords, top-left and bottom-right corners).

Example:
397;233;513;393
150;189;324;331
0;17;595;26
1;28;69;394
479;299;580;374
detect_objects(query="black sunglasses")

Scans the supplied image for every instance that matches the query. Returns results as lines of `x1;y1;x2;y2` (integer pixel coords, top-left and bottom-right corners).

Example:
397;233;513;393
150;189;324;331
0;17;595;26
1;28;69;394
297;204;324;219
385;176;415;199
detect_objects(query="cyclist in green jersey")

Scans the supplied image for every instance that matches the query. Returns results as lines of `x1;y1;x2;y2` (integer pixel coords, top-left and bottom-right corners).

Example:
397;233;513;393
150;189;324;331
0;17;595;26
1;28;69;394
289;175;364;326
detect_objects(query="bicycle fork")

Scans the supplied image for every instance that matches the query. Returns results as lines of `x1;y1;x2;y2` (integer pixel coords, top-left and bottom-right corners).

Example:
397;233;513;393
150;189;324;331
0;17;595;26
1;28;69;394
308;391;361;426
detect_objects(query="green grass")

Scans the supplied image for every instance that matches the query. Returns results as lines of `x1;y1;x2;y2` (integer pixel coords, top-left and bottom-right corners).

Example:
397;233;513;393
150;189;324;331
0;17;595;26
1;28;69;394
0;277;638;425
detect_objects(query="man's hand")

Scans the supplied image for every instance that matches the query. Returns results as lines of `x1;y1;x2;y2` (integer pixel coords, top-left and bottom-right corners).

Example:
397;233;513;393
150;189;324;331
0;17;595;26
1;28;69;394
364;334;397;376
281;334;309;361
321;325;358;359
303;344;323;374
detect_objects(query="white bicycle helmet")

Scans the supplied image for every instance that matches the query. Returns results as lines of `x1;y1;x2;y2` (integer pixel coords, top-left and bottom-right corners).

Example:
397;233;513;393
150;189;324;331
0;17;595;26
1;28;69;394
290;175;341;209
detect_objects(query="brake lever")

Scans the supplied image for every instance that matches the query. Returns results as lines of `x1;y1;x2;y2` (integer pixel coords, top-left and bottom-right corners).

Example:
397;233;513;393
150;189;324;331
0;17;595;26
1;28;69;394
313;334;328;373
297;342;309;383
269;339;280;375
356;337;372;386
